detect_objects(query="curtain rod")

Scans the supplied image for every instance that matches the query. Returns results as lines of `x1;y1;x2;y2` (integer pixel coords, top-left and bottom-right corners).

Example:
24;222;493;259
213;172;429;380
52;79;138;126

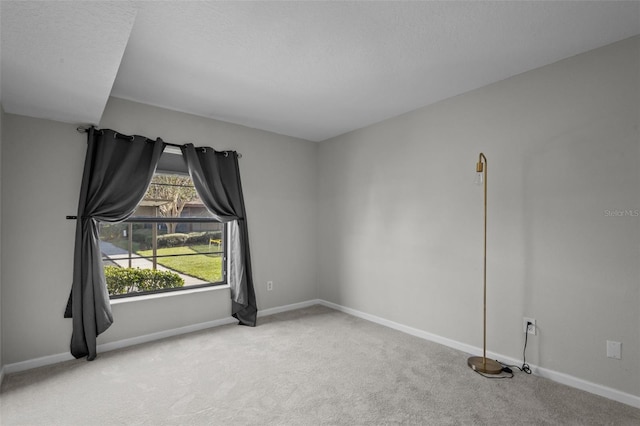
76;126;242;157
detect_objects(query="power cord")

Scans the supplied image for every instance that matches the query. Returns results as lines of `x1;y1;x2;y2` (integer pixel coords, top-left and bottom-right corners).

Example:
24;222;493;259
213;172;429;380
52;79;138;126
521;325;532;374
473;321;533;379
498;321;533;375
472;365;514;379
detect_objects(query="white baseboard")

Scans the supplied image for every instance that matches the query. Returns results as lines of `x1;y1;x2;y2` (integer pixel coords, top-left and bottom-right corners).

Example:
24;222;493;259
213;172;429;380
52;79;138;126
258;299;322;317
99;299;323;356
4;298;639;410
96;316;239;354
2;299;321;376
3;352;76;375
317;299;640;410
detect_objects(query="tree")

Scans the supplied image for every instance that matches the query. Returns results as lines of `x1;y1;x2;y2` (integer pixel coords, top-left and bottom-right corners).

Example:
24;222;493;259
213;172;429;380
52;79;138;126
144;174;199;233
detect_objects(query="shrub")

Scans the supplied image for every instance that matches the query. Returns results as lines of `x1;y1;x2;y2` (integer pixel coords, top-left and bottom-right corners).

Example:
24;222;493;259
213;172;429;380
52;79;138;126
132;228;153;246
157;233;189;248
208;230;223;240
105;266;184;295
184;231;220;245
185;232;206;245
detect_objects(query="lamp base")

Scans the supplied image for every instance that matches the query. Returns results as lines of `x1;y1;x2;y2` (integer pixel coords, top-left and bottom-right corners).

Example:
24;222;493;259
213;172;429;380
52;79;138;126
467;356;503;374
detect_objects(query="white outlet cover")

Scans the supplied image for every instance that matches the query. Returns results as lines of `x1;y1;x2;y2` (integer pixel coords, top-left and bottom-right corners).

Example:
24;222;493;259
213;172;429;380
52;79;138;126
523;317;536;335
606;341;622;359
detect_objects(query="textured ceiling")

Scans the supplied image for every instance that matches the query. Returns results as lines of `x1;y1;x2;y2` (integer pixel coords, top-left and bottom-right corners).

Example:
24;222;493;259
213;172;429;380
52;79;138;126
1;1;136;123
2;1;639;141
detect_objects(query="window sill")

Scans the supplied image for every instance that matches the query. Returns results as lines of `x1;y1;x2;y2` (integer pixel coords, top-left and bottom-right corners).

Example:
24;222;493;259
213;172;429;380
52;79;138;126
110;284;230;305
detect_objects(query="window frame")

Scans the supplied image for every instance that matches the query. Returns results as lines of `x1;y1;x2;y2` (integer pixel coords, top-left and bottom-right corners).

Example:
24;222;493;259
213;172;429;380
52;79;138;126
100;157;228;299
102;219;228;300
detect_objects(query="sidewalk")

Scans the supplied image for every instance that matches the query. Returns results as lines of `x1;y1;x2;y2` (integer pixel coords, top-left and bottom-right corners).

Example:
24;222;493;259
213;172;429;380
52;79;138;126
100;241;208;286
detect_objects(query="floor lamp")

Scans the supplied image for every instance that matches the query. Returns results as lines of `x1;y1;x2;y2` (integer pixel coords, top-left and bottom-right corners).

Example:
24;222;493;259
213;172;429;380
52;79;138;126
467;152;503;375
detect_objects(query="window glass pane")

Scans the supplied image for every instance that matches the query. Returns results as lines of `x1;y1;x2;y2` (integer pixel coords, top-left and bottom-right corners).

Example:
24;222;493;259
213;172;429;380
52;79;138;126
134;174;214;220
98;171;225;298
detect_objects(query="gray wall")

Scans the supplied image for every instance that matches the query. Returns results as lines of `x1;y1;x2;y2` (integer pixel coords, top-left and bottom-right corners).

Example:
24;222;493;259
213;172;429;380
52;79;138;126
1;98;318;363
0;104;4;374
318;36;639;396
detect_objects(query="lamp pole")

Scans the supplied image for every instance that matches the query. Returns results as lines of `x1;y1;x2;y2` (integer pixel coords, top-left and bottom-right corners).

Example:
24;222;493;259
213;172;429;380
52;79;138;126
467;153;502;374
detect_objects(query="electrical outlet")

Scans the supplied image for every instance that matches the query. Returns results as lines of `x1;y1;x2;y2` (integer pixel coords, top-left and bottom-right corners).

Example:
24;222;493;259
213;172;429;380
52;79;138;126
606;341;622;359
267;281;273;291
523;317;536;335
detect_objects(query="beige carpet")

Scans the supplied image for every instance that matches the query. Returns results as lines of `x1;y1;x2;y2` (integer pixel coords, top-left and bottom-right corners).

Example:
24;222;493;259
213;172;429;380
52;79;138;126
1;305;639;425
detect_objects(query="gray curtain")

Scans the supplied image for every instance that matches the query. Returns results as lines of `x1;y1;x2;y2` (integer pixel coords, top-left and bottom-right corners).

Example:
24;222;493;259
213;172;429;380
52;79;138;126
182;144;258;326
64;128;165;360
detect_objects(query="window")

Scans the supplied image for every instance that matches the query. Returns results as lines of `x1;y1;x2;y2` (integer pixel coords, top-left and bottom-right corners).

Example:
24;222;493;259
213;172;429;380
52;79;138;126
99;152;226;298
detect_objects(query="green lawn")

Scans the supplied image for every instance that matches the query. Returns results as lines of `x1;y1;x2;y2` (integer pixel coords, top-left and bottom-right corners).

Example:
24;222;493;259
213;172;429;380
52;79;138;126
137;245;223;283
